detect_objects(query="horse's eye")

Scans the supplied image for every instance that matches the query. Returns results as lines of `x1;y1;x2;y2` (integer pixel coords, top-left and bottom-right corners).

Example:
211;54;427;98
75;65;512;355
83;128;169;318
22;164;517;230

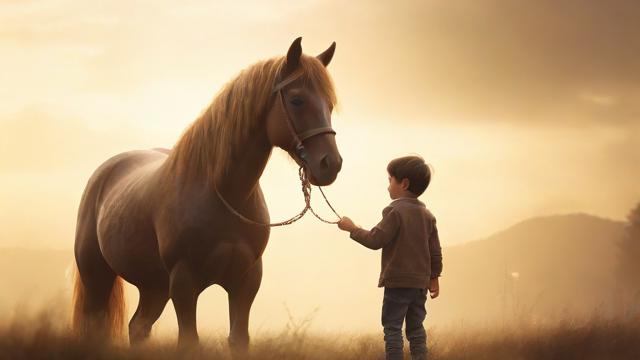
290;98;304;106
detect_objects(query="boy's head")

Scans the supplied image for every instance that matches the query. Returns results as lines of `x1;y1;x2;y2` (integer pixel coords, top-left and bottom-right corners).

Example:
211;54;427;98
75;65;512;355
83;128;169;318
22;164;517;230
386;155;431;199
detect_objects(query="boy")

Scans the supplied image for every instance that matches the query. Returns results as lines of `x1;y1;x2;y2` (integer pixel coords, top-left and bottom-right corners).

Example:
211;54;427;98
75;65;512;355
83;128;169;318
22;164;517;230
337;155;442;360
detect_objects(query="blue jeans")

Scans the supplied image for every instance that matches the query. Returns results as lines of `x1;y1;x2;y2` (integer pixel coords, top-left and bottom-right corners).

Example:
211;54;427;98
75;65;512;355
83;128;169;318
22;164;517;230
381;287;428;360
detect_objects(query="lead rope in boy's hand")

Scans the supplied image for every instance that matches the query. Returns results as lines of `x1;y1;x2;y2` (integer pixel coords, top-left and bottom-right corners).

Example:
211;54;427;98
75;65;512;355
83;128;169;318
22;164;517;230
311;185;342;224
302;166;342;224
216;165;341;226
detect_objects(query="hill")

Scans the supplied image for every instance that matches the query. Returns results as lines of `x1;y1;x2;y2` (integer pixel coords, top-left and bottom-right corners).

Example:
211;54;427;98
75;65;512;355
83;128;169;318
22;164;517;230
0;213;628;327
428;213;626;325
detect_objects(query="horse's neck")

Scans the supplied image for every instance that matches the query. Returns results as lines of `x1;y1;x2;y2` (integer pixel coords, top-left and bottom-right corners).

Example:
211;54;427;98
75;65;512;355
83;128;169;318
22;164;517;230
160;113;273;201
218;129;272;200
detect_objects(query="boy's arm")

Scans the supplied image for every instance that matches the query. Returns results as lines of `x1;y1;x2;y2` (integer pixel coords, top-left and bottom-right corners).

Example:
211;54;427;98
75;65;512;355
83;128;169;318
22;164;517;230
349;207;400;250
429;218;443;278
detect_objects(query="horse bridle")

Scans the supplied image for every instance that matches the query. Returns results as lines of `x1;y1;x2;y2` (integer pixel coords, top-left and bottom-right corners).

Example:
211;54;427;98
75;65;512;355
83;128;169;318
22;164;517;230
271;71;336;163
214;71;342;227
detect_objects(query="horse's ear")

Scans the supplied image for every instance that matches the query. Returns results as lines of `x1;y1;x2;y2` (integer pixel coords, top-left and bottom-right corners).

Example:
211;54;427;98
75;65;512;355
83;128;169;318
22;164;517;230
284;37;303;75
317;41;336;67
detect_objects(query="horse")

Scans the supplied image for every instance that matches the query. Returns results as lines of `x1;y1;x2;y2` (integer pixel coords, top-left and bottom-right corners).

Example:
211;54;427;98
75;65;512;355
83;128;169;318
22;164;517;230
71;37;342;354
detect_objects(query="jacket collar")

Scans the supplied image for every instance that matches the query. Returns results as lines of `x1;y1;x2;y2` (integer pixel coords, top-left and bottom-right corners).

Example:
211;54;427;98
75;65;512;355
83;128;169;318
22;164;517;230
389;197;425;207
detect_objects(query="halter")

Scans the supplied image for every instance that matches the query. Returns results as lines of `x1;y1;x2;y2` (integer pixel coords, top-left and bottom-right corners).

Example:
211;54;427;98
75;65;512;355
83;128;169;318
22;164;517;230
214;72;342;227
272;71;336;162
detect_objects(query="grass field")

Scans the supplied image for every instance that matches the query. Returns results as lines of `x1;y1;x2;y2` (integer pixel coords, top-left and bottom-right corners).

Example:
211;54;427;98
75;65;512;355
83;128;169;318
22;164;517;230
1;308;639;360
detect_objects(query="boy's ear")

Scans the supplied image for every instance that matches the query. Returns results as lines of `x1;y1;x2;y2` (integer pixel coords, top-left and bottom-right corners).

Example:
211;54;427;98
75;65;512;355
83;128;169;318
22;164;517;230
401;178;410;191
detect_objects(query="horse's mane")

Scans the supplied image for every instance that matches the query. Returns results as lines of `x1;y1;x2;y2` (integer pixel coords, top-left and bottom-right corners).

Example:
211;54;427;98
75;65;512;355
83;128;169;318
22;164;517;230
166;55;337;186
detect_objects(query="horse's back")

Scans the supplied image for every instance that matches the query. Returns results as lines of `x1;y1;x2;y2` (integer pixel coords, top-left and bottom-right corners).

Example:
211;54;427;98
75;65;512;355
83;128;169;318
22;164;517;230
95;149;168;201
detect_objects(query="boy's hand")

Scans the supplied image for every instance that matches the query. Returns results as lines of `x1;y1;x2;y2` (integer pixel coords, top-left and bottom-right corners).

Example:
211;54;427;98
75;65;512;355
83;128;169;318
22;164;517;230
428;277;440;299
337;216;357;232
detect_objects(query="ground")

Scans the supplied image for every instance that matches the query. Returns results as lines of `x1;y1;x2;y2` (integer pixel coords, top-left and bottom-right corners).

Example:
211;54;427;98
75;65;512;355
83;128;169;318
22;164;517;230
1;309;639;360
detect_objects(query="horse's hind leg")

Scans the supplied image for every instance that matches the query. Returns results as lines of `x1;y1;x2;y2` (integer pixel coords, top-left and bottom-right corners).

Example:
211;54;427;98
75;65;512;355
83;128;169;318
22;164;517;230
129;283;169;344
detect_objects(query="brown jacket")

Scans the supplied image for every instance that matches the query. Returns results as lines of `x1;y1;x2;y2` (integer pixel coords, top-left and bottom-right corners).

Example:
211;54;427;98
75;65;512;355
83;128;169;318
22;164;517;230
350;197;442;288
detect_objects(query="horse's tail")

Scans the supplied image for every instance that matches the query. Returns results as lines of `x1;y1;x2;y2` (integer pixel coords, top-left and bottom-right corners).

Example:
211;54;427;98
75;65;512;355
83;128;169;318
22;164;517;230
71;264;126;340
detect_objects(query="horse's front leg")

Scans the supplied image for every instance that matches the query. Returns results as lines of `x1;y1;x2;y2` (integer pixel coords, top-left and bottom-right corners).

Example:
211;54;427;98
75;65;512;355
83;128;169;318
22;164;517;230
170;261;202;347
227;257;262;357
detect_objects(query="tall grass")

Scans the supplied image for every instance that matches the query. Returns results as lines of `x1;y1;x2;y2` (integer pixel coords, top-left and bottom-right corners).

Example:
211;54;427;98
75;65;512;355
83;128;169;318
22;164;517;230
1;306;639;360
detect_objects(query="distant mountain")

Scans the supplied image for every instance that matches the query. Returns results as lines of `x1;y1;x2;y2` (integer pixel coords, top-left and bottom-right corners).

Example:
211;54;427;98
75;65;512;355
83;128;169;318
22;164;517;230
0;213;629;325
429;213;627;324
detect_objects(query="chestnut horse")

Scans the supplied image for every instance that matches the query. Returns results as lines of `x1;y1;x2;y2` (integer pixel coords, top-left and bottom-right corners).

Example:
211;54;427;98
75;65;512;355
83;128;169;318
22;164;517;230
72;38;342;353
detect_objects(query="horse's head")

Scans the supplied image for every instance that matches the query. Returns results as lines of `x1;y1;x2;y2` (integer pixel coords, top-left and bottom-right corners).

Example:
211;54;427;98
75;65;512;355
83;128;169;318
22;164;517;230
266;38;342;186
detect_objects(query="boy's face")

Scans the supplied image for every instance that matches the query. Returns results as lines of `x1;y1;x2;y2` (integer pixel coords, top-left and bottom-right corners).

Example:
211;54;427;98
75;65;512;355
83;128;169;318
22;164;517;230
387;175;409;200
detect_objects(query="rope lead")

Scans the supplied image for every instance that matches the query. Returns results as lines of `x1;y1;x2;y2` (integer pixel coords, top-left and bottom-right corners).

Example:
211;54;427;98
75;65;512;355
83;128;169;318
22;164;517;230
215;165;341;227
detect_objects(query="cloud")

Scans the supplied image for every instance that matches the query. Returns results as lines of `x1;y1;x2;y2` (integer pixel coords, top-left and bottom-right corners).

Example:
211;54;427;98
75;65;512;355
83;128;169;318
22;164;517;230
2;1;638;134
0;106;139;173
3;0;639;128
301;0;640;127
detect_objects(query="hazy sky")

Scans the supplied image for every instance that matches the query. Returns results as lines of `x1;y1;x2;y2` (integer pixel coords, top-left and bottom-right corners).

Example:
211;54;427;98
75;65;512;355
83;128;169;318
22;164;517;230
1;0;639;334
1;0;638;250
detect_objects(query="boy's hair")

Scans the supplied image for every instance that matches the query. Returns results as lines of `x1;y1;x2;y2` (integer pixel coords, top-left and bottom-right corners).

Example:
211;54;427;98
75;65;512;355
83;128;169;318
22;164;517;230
387;155;431;196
